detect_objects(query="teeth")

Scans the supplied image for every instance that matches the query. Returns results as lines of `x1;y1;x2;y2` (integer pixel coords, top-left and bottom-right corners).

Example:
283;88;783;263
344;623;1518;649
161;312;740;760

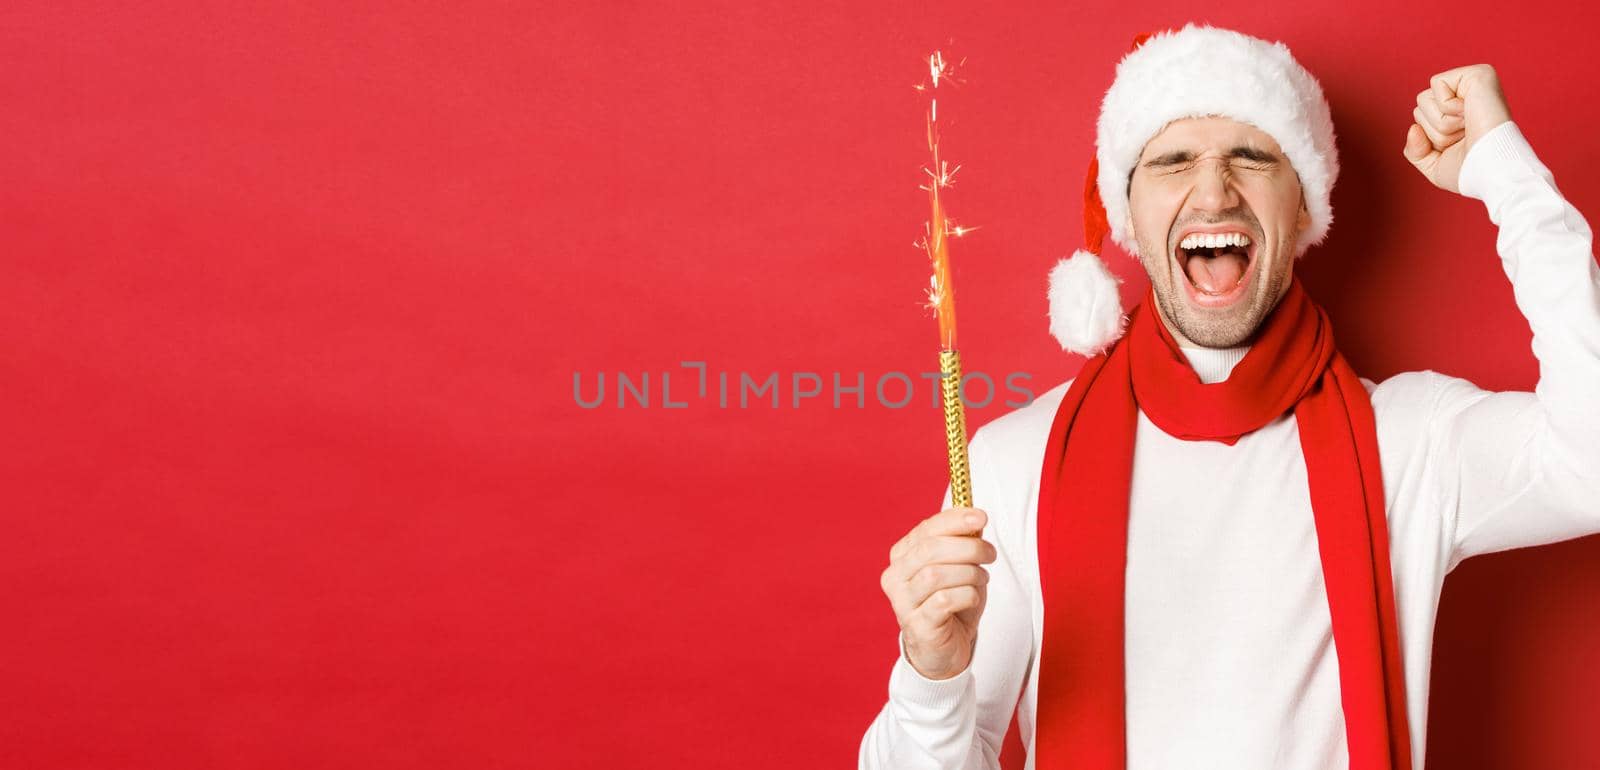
1178;232;1252;251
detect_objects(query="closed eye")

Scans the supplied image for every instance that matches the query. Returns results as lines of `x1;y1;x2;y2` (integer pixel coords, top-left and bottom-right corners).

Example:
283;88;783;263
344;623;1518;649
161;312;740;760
1143;145;1281;170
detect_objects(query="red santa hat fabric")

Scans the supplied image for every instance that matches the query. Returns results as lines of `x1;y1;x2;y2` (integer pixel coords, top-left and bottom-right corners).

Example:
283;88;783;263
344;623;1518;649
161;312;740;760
1049;23;1341;355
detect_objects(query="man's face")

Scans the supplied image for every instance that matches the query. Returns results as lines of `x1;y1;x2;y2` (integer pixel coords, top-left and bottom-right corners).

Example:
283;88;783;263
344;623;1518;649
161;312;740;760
1126;115;1312;348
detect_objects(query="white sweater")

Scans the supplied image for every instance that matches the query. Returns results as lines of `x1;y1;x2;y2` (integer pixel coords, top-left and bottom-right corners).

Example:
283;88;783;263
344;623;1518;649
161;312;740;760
859;120;1600;770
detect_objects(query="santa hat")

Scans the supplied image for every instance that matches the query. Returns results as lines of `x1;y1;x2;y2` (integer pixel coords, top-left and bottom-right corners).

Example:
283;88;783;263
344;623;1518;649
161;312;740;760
1048;23;1341;355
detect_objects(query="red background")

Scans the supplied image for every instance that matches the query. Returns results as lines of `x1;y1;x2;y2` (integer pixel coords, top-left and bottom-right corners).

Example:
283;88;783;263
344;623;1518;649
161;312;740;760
5;2;1599;768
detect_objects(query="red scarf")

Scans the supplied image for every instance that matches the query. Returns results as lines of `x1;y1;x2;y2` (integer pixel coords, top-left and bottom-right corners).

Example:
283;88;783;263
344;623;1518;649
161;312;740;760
1033;276;1412;769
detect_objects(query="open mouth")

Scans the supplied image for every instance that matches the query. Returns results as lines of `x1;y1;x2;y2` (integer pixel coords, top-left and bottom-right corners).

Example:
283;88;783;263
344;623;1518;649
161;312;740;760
1174;231;1256;306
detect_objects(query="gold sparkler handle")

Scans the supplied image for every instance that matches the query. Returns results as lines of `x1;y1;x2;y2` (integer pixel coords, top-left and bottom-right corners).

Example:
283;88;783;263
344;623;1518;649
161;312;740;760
939;348;974;509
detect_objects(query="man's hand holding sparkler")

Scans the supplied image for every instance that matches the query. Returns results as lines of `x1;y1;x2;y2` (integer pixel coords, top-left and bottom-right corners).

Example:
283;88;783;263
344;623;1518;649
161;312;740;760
874;49;991;684
1404;63;1514;193
880;507;997;681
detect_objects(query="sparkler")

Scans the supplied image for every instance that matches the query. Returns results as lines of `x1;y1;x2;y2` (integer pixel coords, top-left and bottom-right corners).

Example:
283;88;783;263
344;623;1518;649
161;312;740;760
914;50;976;509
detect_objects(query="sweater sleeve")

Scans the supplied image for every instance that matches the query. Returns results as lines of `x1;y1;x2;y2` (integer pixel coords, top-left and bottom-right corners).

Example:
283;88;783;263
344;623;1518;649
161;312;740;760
1428;120;1600;566
859;431;1033;770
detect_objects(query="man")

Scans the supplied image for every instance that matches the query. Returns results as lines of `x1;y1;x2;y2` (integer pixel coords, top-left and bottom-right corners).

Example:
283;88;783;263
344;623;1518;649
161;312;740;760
859;22;1600;770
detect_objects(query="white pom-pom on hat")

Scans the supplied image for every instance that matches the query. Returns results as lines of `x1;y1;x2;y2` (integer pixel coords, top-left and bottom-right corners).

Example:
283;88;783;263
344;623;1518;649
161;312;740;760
1048;249;1125;355
1045;31;1139;358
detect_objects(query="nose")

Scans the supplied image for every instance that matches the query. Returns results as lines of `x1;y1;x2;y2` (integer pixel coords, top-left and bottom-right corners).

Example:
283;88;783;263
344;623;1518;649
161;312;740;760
1188;156;1243;212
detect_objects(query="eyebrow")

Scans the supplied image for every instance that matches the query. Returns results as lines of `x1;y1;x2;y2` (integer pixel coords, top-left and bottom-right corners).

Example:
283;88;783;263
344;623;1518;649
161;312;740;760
1142;145;1281;168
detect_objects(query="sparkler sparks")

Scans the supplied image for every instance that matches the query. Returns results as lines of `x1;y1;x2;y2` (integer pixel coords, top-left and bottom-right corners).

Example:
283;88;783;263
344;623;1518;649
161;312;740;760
915;50;974;350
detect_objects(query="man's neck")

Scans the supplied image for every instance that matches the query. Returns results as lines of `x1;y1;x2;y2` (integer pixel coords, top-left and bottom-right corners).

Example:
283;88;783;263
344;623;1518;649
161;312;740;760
1178;344;1250;384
